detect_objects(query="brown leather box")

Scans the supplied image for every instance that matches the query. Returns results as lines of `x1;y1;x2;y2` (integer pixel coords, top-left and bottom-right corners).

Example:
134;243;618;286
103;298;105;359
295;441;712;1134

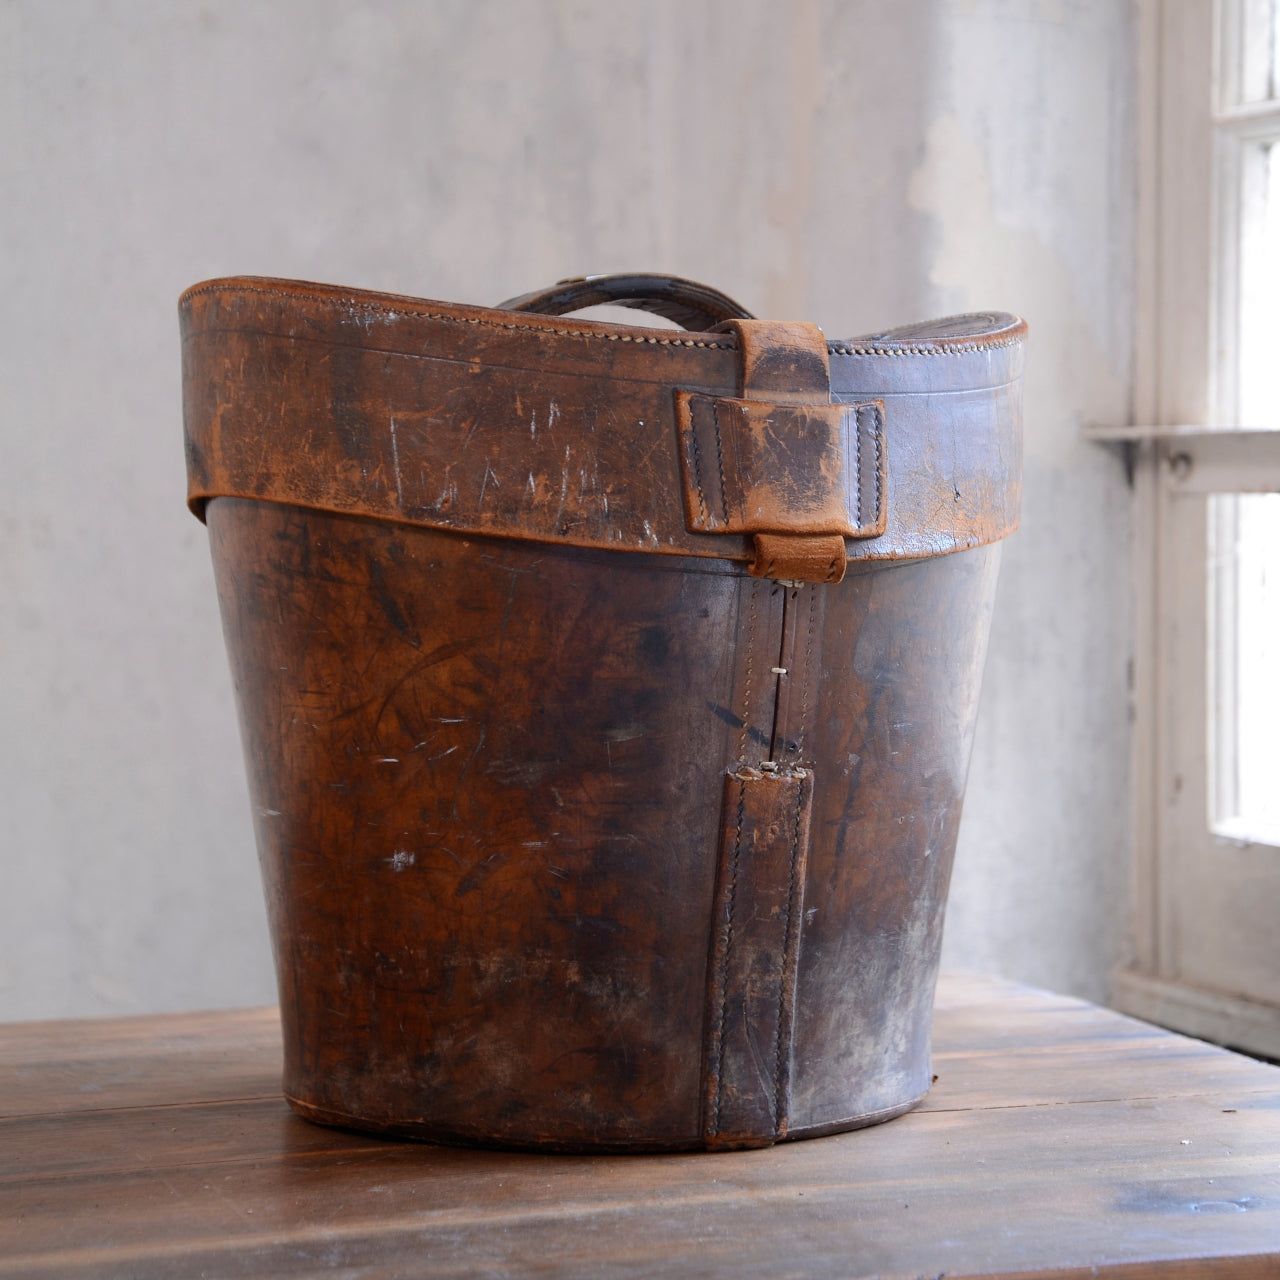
181;273;1024;1151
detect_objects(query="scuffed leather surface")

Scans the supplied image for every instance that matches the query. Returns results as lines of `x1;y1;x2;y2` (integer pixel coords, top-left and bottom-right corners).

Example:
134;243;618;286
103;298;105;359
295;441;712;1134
724;318;831;405
679;316;873;583
676;395;881;538
181;277;1023;567
189;275;1021;1152
207;498;1002;1150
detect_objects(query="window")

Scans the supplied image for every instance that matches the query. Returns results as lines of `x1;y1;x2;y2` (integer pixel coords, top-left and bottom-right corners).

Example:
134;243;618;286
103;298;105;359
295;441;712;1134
1209;491;1280;848
1105;0;1280;1056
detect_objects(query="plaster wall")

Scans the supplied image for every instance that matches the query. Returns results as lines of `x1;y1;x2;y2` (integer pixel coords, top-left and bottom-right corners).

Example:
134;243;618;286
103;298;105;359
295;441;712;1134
0;0;1134;1018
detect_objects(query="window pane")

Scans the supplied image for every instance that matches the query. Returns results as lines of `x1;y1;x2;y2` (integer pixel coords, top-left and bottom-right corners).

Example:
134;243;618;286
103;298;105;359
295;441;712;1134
1209;492;1280;847
1239;140;1280;427
1240;0;1280;102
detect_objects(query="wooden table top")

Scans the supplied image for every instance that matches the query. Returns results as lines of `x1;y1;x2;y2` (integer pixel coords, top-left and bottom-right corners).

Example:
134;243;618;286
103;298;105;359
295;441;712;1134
3;973;1279;1278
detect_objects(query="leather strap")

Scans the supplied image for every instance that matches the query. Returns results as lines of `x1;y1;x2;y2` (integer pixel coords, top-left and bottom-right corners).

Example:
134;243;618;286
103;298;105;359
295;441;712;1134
728;319;830;403
702;765;813;1149
698;576;827;1150
749;533;847;583
181;276;1022;570
677;319;887;583
500;273;754;331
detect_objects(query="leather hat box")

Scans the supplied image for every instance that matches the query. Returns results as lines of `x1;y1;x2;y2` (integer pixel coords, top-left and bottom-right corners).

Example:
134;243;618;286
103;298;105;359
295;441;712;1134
181;273;1024;1151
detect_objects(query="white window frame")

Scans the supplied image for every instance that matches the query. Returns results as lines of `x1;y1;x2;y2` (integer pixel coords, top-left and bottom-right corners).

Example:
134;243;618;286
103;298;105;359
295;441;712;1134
1100;0;1280;1057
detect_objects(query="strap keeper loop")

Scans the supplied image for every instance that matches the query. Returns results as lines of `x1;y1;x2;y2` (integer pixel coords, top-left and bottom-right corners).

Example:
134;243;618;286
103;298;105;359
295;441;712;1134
749;533;847;584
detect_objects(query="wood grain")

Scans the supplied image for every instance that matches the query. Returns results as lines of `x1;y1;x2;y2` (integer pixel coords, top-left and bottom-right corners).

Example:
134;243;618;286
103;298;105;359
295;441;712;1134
0;1006;280;1117
2;975;1278;1278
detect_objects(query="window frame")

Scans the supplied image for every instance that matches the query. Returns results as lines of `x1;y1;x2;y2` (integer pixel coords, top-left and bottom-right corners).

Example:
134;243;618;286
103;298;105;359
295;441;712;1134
1108;0;1280;1057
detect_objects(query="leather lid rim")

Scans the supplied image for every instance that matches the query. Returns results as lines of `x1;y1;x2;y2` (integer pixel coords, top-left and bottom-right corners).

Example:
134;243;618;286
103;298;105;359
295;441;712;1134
179;276;1028;357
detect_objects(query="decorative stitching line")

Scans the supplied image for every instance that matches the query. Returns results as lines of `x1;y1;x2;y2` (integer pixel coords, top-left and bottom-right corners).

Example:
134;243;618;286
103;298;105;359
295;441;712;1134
797;588;817;754
711;400;729;527
709;777;747;1137
739;580;760;760
855;403;884;527
853;406;863;530
773;777;807;1134
182;284;1023;357
828;336;1024;357
181;282;736;349
829;329;1025;357
873;407;883;520
686;406;712;528
857;403;880;529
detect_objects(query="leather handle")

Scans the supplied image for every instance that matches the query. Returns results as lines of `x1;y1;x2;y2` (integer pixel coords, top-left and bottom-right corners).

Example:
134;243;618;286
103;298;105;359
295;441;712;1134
499;273;755;332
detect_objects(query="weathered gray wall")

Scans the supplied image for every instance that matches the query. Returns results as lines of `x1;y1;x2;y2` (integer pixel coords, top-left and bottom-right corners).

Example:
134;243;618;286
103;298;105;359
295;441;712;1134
0;0;1134;1018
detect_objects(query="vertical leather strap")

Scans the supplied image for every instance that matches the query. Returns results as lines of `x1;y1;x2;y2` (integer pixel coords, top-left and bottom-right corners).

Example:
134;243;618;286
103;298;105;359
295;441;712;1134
697;330;839;1147
721;320;849;583
702;765;814;1150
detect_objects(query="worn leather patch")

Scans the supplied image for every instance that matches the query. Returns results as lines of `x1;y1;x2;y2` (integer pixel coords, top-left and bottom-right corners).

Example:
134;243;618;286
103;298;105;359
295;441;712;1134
677;392;886;540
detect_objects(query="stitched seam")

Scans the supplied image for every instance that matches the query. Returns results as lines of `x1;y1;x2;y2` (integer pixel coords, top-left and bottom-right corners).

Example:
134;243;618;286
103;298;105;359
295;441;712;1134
687;407;712;527
181;284;1023;356
710;778;747;1137
828;335;1024;357
711;400;730;527
797;587;817;755
853;406;863;529
873;407;883;521
180;283;736;349
774;781;806;1134
739;580;760;759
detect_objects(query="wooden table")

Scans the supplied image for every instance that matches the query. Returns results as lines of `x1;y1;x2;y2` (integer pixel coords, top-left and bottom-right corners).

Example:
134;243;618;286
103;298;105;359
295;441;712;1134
3;974;1279;1278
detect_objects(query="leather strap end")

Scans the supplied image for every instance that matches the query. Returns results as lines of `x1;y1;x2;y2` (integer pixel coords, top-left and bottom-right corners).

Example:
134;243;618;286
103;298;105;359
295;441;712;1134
750;533;847;584
721;319;831;405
